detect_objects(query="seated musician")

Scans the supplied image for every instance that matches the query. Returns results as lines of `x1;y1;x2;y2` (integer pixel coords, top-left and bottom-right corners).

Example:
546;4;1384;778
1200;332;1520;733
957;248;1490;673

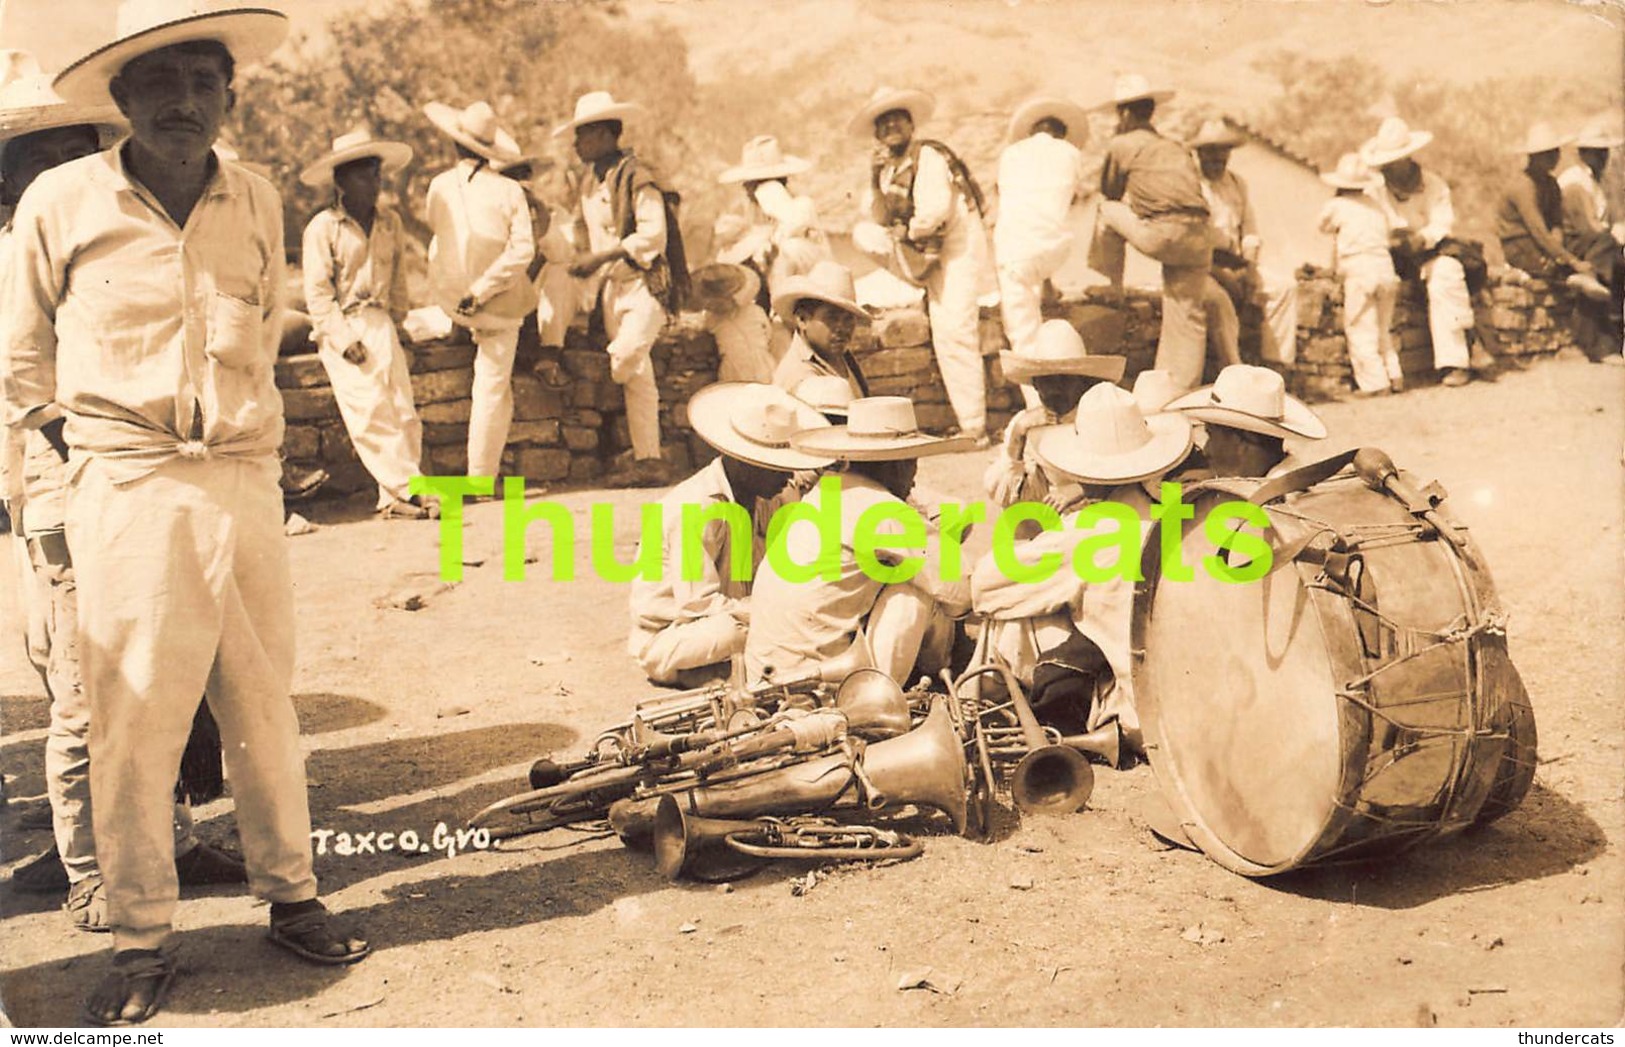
971;383;1193;746
628;383;834;687
744;397;973;687
983;319;1125;515
1164;364;1326;479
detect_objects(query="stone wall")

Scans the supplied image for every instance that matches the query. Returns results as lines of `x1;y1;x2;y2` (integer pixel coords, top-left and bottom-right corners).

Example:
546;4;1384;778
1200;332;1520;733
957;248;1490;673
275;270;1585;494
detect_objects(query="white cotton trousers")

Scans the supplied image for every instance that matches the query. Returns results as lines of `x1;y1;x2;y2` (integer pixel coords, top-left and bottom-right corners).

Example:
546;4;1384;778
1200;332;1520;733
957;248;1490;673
466;325;521;479
317;308;423;507
539;266;664;460
924;221;991;437
996;247;1068;411
1421;255;1473;370
69;455;316;951
633;613;747;685
1341;258;1402;393
863;585;955;688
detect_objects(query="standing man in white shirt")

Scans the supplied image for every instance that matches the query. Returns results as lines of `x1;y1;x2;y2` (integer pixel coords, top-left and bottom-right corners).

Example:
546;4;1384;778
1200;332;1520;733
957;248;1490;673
4;3;370;1025
423;99;536;481
540;91;687;488
299;127;429;517
994;95;1089;410
850;86;993;445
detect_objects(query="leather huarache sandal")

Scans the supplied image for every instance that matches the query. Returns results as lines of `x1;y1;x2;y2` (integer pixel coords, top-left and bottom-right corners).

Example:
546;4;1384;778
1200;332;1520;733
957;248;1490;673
82;949;176;1027
65;875;111;933
267;901;372;966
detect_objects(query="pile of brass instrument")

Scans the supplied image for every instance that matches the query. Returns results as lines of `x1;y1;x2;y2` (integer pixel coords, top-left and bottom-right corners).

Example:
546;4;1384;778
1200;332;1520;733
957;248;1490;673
470;668;965;881
472;648;1122;879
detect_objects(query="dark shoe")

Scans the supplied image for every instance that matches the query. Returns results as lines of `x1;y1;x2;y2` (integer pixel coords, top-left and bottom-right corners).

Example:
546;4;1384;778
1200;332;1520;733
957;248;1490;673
1389;376;1405;393
15;797;53;830
174;841;248;887
1440;368;1470;387
12;845;68;893
608;458;676;489
82;949;175;1027
65;875;110;932
268;900;371;966
280;465;330;502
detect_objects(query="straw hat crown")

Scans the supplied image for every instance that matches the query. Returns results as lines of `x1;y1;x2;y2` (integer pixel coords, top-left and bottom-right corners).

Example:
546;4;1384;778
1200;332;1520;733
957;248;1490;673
1189;118;1244;150
1513;121;1572;156
1575;113;1625;150
1131;369;1179;415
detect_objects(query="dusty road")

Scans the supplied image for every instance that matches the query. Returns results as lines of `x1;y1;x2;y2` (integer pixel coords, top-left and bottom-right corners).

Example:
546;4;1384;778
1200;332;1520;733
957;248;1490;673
2;353;1621;1027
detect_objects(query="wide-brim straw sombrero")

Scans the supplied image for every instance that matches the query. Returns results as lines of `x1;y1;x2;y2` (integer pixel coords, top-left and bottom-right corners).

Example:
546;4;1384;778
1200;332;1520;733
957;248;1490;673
298;128;413;187
1007;96;1090;146
1032;383;1193;485
848;86;935;138
719;134;813;183
1319;152;1380;191
1510;121;1573;156
790;396;972;462
1165;364;1327;440
1000;319;1124;383
1189;118;1245;150
54;2;289;107
688;382;836;472
1094;73;1175;111
0;51;125;148
1359;116;1434;167
552;91;645;138
424;100;522;164
690;262;761;312
771;260;869;321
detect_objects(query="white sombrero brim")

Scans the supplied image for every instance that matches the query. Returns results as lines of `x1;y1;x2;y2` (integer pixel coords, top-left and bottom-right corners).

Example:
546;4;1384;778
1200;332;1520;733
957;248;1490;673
1319;172;1380;190
790;426;972;462
552;102;645;138
298;141;413;187
688;382;836;472
0;104;125;146
1165;386;1328;440
53;9;289;107
1006;98;1091;146
1360;130;1434;167
1031;413;1193;485
1000;352;1125;383
718;154;812;184
424;102;521;162
1096;88;1176;111
771;286;868;322
848;90;935;137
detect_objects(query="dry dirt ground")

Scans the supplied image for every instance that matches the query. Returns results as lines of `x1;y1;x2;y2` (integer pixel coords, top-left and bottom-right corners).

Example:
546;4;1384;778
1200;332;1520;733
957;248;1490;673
1;353;1621;1028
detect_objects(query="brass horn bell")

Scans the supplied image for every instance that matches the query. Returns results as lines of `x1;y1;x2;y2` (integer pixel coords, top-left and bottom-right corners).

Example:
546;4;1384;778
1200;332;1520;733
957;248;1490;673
652;796;767;881
835;667;912;740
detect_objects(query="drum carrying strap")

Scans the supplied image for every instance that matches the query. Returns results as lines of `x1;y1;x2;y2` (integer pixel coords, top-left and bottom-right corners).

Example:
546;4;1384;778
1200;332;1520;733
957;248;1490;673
1194;449;1359;576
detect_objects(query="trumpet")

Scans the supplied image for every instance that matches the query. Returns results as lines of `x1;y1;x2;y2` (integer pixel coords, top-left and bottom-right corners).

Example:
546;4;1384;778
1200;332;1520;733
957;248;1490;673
651;796;922;882
952;658;1094;818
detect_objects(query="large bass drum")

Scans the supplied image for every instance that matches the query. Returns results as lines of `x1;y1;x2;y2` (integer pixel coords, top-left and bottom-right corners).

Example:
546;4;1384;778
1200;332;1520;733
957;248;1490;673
1132;464;1536;876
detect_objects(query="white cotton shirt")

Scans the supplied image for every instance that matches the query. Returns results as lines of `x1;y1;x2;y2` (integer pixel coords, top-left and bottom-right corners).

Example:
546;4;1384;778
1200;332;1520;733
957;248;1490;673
1318;194;1396;269
1367;168;1455;249
994;132;1086;269
1;147;287;484
425;159;535;329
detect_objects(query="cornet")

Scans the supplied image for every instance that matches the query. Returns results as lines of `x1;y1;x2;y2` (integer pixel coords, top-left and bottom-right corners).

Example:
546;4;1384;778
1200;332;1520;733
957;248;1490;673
651;796;922;882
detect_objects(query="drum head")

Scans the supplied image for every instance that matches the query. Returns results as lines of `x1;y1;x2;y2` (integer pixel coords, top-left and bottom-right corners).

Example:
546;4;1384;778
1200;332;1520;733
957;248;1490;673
1135;489;1345;874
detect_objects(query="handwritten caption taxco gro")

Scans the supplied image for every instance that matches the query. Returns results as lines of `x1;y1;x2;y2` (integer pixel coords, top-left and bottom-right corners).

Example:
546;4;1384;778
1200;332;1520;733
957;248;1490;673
312;823;492;859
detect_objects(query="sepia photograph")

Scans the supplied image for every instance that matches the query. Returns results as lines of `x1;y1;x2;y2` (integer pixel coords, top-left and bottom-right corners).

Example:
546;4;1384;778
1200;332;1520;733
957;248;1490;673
0;0;1620;1030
